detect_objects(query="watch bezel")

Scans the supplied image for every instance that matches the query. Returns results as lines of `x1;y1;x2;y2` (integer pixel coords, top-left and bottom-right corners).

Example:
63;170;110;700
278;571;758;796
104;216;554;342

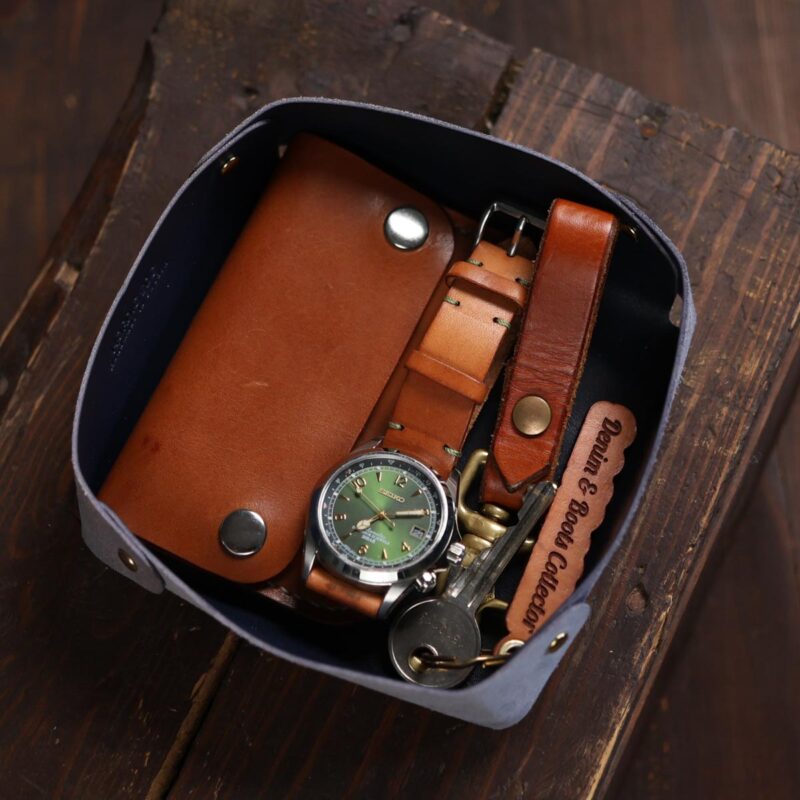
307;449;454;588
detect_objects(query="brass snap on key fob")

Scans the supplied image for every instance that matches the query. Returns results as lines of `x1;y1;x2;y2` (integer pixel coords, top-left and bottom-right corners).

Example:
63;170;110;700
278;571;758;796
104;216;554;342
388;481;556;687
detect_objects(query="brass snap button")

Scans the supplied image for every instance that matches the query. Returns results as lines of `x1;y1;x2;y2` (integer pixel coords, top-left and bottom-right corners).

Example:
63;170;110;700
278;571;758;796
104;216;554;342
512;395;551;436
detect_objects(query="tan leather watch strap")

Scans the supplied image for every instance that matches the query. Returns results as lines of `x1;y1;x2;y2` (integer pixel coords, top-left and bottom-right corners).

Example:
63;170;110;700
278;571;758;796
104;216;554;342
481;199;619;510
306;566;383;617
309;240;535;614
382;240;534;478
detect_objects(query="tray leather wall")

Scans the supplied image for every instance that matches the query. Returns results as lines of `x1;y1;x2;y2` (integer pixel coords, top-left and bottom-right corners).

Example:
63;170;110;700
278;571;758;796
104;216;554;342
72;99;695;729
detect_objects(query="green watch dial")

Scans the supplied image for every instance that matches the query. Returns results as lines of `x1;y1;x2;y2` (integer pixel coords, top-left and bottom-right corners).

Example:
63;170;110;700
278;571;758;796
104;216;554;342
319;453;443;571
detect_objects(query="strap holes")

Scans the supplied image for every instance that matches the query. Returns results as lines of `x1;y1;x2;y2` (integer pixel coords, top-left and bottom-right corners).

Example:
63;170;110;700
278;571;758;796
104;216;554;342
388;421;405;431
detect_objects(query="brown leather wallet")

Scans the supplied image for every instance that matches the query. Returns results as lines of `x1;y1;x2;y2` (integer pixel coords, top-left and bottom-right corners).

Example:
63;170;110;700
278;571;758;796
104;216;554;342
99;134;458;585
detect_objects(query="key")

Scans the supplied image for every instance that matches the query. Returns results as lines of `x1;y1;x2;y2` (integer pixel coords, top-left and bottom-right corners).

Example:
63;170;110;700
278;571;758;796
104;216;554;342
388;481;556;687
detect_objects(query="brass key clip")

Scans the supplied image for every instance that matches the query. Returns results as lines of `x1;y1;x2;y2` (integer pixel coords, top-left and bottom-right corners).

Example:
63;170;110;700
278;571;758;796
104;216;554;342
457;449;512;563
457;449;540;565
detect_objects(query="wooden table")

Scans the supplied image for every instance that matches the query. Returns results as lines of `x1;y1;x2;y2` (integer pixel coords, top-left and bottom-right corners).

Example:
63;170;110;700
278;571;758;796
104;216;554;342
1;2;798;797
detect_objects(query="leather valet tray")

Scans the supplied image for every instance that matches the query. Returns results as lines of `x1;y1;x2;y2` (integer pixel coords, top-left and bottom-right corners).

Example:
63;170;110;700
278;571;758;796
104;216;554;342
72;98;694;729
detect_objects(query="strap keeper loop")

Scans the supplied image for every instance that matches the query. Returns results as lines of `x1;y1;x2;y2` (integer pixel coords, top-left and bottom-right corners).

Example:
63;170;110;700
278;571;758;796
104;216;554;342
406;349;489;404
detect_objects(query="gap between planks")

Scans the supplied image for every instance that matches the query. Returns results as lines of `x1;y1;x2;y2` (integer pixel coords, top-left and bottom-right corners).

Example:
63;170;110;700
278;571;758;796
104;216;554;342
146;632;240;800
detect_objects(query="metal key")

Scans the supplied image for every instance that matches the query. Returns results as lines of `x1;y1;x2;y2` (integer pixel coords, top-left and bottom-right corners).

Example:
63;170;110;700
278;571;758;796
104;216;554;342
388;481;556;687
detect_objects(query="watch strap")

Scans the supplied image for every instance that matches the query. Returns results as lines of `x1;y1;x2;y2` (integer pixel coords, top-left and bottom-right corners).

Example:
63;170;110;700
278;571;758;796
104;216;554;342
306;565;383;617
480;199;619;509
307;239;535;615
382;240;534;478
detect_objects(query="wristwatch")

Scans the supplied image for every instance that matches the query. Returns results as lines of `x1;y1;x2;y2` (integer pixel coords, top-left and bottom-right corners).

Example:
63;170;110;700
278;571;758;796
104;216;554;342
302;204;539;618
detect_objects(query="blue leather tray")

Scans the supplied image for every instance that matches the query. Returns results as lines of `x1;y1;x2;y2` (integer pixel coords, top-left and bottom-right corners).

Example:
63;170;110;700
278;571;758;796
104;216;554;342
72;98;694;728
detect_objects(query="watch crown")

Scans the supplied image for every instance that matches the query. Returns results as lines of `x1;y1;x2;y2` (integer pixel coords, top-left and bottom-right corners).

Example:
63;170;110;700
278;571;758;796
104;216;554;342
414;570;437;594
446;541;466;568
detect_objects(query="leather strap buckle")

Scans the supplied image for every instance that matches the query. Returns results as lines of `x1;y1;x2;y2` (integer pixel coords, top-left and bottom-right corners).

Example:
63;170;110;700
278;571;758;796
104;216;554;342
474;201;546;257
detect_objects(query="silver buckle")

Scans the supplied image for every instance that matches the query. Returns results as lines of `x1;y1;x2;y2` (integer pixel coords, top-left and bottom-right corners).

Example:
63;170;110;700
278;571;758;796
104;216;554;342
473;202;547;257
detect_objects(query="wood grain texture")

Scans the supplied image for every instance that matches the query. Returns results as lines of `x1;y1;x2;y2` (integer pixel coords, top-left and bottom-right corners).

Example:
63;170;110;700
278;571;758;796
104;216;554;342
0;0;163;346
166;42;800;800
432;0;800;152
0;38;237;800
0;2;512;797
615;396;800;799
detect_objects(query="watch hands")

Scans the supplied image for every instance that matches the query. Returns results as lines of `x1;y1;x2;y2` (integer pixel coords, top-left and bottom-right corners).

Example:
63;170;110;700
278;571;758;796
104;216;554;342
350;508;429;533
352;514;382;532
353;487;396;529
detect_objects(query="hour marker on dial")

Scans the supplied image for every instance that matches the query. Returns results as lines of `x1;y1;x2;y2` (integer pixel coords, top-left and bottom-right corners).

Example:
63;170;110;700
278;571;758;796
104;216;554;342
381;548;389;560
395;474;408;488
376;471;382;482
333;513;347;521
357;544;369;556
401;541;411;552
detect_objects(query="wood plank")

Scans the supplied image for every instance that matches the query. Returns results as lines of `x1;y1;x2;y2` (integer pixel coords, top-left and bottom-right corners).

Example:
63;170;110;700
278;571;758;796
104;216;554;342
0;3;512;798
168;47;800;800
615;395;800;800
0;0;163;342
432;0;800;152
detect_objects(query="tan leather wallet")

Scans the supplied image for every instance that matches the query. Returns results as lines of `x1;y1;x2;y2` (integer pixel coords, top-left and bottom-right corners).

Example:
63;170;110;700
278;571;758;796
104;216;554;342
100;133;458;586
